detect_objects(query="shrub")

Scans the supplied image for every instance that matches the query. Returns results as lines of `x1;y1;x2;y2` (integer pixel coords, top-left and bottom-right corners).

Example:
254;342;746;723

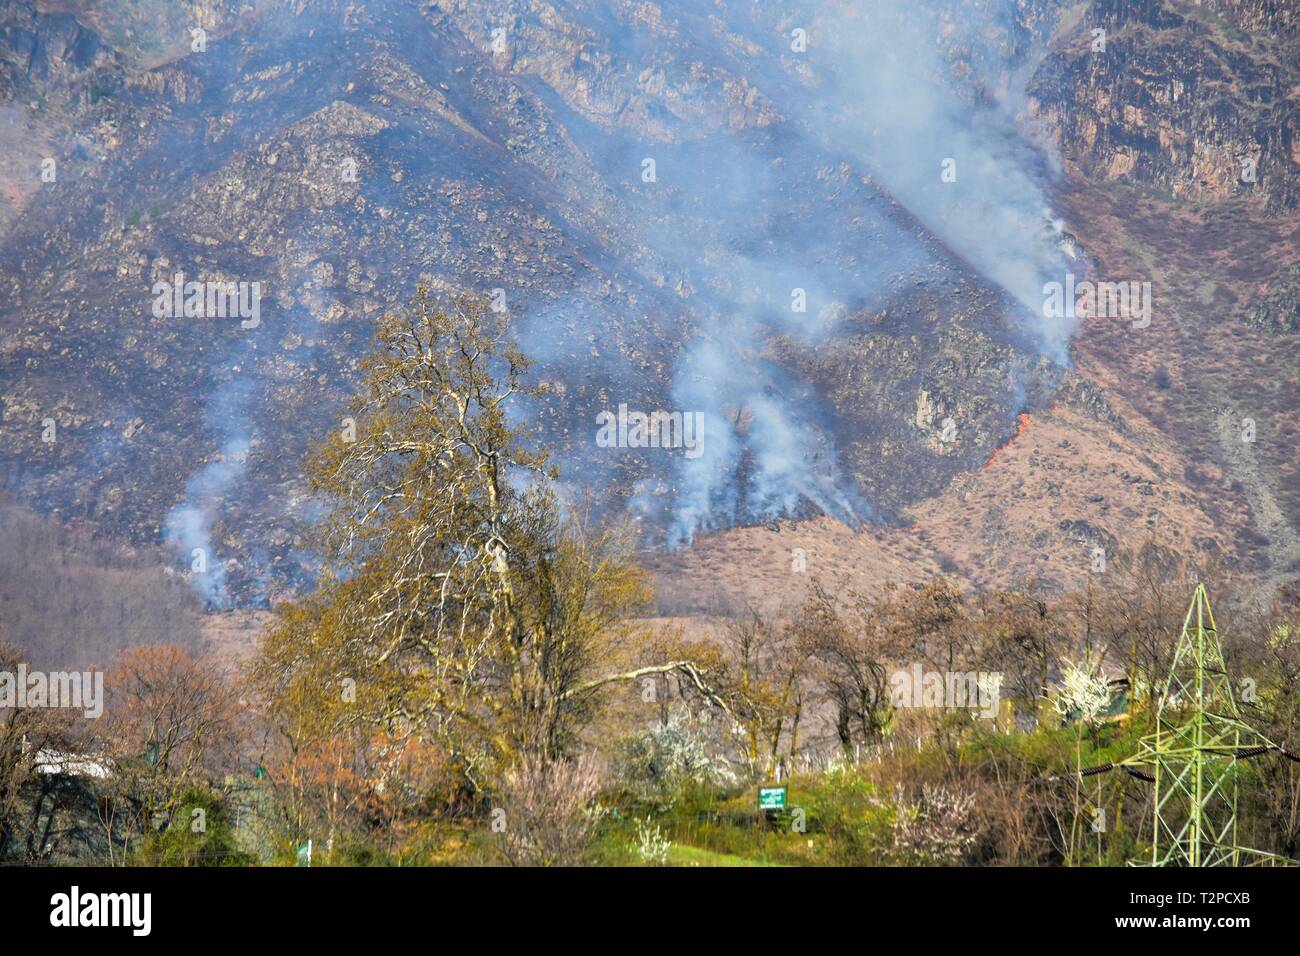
890;784;979;865
617;705;737;804
495;754;602;866
136;787;252;867
815;766;894;865
633;818;671;866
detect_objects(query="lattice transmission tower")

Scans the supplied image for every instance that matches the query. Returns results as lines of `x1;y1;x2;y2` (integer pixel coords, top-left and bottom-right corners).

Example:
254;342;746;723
1121;584;1286;866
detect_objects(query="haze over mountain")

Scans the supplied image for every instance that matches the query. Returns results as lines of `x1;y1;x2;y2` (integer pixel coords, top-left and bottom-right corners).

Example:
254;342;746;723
1;0;1297;622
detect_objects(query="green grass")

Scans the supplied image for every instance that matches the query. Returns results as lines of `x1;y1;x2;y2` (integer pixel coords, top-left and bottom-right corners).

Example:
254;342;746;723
667;844;783;867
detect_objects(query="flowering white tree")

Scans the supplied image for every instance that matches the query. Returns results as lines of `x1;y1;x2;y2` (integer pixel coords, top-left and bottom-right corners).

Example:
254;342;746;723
891;784;978;864
619;704;736;802
1052;660;1111;726
1052;659;1111;865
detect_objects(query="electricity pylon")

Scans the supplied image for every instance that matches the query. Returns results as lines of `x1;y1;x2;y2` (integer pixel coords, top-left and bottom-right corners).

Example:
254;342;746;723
1122;585;1284;866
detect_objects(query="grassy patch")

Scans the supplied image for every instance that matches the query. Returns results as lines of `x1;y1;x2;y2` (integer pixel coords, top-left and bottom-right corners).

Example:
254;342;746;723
667;844;782;867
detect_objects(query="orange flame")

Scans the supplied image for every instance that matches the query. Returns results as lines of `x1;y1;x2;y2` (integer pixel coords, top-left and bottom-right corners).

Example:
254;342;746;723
982;413;1031;470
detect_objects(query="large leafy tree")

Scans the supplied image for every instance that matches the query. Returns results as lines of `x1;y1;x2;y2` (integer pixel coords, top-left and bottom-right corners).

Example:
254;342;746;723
253;292;725;805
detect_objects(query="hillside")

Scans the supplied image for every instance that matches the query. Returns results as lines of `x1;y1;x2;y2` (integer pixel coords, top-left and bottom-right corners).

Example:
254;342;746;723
0;0;1296;620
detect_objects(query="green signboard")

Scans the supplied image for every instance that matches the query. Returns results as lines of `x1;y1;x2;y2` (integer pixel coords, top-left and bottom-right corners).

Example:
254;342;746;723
759;786;787;810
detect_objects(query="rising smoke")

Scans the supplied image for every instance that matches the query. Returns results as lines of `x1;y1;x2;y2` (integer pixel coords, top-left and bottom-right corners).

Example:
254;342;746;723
153;0;1077;600
163;378;253;609
517;0;1073;545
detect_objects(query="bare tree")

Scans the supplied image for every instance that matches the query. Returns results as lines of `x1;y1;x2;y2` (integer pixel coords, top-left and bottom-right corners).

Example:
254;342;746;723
796;585;897;759
97;645;242;860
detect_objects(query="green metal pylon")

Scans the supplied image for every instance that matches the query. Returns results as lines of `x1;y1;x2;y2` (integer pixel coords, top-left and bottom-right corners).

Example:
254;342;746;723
1122;585;1284;866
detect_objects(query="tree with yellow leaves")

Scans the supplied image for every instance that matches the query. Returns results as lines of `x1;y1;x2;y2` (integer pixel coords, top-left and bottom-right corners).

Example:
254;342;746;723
251;291;728;814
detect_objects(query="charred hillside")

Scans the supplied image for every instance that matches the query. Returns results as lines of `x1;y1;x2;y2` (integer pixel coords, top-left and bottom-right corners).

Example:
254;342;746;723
0;0;1296;610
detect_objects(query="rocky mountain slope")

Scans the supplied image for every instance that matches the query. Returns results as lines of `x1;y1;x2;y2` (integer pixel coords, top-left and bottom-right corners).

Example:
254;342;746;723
0;0;1296;620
